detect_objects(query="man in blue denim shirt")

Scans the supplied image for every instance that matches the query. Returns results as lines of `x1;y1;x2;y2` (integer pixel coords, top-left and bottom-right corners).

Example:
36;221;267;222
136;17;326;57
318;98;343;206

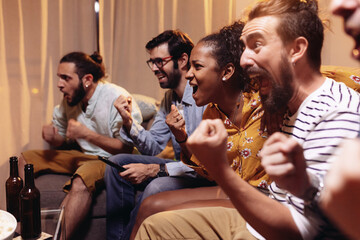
105;30;211;240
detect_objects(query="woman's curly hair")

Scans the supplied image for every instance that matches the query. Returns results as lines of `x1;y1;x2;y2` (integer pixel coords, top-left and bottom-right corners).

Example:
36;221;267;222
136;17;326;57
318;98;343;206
199;21;249;91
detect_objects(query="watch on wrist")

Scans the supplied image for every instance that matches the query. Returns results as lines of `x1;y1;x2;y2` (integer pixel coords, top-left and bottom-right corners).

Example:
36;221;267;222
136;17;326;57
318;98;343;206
157;163;168;177
303;185;320;204
176;134;188;144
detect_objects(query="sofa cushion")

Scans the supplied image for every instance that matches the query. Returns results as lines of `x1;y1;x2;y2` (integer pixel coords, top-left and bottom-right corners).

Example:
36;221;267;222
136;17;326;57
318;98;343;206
321;65;360;92
132;94;159;121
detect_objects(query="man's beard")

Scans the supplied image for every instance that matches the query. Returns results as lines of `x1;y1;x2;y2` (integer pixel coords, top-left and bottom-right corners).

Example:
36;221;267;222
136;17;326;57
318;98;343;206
159;66;181;89
262;56;293;112
247;54;294;113
68;80;86;106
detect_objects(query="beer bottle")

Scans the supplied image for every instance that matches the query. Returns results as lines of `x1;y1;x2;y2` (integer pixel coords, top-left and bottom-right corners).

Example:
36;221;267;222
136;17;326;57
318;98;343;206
5;156;23;221
20;164;41;239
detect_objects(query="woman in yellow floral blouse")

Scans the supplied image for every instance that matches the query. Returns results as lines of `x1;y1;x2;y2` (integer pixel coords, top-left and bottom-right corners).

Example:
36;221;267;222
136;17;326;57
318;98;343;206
182;91;269;188
129;21;271;239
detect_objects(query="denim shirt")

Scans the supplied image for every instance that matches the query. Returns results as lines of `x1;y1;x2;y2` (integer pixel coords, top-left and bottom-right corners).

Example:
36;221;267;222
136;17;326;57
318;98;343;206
120;81;206;176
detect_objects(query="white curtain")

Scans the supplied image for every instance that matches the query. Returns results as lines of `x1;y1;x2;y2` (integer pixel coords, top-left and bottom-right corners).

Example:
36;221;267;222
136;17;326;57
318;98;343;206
99;0;236;100
0;0;357;210
0;0;97;209
0;0;235;210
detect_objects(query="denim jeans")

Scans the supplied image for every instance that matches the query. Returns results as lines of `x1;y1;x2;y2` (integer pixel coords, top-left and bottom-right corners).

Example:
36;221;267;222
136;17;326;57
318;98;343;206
105;153;215;240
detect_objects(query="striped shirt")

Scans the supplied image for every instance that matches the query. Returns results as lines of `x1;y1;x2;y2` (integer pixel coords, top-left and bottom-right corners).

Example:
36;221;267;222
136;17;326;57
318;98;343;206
270;78;360;239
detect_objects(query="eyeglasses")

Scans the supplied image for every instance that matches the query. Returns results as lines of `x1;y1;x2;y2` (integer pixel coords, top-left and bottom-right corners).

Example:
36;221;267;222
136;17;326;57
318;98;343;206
146;56;173;69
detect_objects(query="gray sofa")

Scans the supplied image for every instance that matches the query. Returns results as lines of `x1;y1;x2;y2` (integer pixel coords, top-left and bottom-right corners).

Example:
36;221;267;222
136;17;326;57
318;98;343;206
35;94;161;240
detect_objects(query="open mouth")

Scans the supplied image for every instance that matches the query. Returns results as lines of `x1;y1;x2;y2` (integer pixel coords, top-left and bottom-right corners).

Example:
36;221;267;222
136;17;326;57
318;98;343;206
344;27;360;58
155;70;166;80
63;93;72;103
345;26;360;40
156;74;166;80
352;35;360;60
246;65;272;92
248;74;261;91
192;85;198;94
248;73;272;96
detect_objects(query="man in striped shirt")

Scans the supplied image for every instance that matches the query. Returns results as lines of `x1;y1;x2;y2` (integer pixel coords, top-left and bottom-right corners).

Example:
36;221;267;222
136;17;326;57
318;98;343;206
134;0;360;239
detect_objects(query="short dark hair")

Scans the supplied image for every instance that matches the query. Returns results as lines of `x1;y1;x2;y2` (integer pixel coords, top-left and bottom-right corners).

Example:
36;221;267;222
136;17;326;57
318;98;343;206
60;52;105;82
199;21;248;91
247;0;324;70
146;30;194;69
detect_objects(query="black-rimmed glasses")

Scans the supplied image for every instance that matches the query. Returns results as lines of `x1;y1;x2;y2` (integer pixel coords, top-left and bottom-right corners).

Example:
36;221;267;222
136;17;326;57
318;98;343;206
146;56;173;69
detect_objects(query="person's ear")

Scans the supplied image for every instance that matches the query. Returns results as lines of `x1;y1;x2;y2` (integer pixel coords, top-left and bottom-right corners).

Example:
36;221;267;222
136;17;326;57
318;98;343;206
82;74;94;89
290;36;308;66
177;53;189;70
221;63;235;82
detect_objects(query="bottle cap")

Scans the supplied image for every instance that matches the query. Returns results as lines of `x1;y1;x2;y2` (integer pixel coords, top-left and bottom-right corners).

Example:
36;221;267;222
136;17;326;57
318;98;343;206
24;164;34;170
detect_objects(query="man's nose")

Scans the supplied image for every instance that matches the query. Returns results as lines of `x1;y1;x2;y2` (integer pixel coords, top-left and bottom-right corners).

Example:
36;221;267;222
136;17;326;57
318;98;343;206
240;48;255;69
57;79;64;89
185;67;194;80
151;63;160;72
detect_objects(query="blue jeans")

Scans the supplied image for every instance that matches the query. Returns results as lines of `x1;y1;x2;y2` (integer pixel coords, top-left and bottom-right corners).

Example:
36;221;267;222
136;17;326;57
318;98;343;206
105;154;215;240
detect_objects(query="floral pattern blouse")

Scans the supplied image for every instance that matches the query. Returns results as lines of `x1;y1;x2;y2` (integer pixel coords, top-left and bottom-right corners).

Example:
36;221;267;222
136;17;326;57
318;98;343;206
182;91;272;189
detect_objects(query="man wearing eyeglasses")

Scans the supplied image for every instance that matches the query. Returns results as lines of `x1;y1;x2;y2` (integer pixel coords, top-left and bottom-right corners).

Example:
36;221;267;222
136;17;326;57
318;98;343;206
105;30;209;240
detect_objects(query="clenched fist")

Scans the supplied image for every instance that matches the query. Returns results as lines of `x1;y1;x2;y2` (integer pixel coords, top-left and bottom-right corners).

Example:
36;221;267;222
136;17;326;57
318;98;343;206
186;119;229;176
66;119;90;140
166;105;187;142
260;132;309;197
114;95;133;130
42;124;58;143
